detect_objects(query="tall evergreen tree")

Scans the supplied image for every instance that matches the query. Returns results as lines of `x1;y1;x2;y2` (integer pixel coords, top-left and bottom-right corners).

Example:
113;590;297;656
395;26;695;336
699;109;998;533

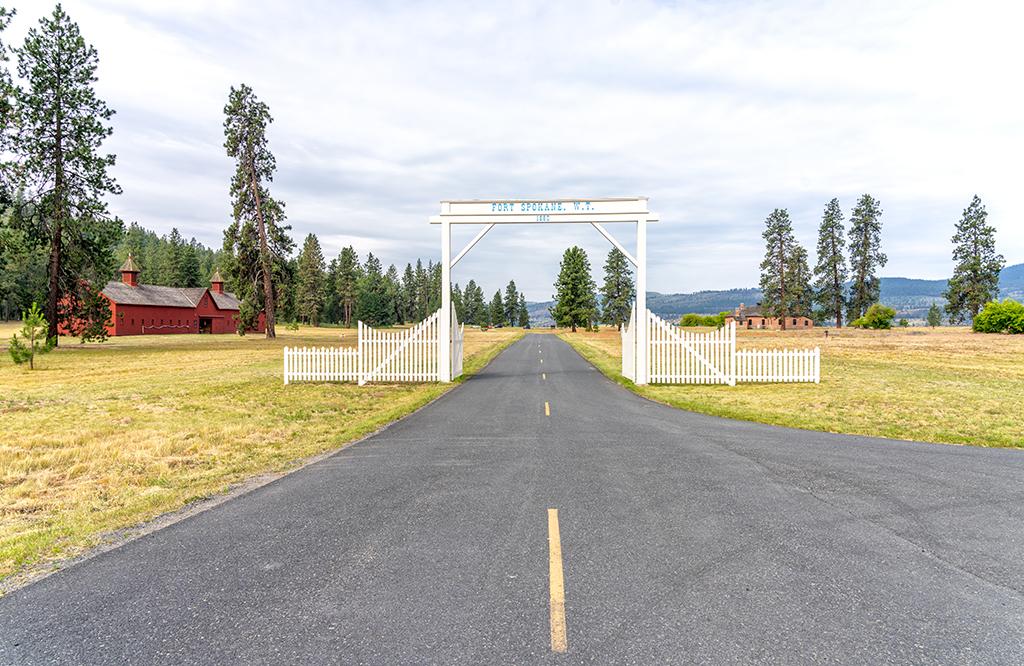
401;263;416;323
489;290;505;326
787;244;814;319
813;198;847;326
463;279;485;325
428;261;442;312
503;280;519;325
11;5;123;343
414;259;429;320
177;241;202;287
927;302;942;327
336;245;360;326
551;246;597;332
384;264;402;325
517;293;529;327
758;208;808;330
355;253;389;326
296;233;325;325
600;247;634;330
223;83;292;338
322;257;341;324
943;195;1004;323
846;194;886;321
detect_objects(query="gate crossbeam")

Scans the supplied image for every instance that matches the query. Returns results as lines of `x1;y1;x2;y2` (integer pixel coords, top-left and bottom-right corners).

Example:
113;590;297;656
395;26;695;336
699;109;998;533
590;223;637;266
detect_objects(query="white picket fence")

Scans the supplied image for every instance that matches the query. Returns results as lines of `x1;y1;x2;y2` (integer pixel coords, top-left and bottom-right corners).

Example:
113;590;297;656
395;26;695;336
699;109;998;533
629;308;819;385
735;348;820;383
283;346;360;384
283;308;465;385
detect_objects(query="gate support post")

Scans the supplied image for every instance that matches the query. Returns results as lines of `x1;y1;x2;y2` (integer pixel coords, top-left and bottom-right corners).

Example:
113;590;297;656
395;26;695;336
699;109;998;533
439;219;452;382
635;219;648;385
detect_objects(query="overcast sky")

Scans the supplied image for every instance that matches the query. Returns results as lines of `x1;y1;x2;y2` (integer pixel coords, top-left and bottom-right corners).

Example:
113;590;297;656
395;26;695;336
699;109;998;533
7;0;1022;299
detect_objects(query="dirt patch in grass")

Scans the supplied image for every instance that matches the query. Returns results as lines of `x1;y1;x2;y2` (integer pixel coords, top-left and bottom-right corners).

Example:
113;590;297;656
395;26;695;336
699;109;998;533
0;323;522;585
561;326;1024;449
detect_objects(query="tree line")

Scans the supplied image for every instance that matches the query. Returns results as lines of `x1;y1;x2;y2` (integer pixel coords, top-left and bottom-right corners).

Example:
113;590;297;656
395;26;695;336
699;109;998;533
283;233;532;328
759;194;1004;328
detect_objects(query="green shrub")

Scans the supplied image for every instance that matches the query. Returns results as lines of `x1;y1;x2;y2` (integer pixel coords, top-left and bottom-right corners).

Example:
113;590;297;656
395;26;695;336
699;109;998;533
850;303;896;329
680;312;726;328
972;299;1024;334
285;320;300;331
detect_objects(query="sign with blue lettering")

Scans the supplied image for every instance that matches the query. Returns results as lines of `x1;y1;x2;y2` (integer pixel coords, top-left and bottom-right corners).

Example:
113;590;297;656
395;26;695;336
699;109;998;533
430;198;657;224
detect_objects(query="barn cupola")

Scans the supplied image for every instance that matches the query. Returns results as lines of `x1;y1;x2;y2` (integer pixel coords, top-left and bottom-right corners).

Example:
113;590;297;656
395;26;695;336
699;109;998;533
120;254;141;287
210;269;225;294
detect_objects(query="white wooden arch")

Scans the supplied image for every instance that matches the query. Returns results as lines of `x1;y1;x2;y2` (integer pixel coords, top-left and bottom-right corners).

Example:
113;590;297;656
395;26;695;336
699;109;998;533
430;197;659;384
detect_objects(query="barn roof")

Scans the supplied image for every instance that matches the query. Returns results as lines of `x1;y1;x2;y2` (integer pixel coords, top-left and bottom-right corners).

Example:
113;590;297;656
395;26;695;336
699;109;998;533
209;290;242;310
101;281;242;311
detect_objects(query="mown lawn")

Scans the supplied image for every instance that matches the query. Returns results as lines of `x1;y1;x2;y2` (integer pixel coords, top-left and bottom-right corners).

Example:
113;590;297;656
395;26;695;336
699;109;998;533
562;326;1024;449
0;323;522;584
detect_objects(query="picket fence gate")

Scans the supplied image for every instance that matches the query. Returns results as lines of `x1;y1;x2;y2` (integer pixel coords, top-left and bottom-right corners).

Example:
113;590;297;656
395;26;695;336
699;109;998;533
622;308;819;385
283;308;464;385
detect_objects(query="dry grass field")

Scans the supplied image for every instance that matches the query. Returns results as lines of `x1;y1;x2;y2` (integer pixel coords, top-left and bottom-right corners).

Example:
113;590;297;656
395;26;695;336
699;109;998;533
0;323;522;584
563;326;1024;449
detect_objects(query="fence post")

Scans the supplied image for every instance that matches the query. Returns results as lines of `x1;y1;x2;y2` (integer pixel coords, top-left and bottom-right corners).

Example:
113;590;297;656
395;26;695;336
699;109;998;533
283;346;289;385
357;321;365;386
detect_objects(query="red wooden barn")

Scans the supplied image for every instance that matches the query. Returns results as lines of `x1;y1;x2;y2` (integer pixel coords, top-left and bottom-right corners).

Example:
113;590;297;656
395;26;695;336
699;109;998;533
61;255;265;336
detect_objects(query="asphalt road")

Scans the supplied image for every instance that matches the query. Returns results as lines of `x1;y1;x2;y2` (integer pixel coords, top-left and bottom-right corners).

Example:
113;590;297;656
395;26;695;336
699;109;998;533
2;335;1023;664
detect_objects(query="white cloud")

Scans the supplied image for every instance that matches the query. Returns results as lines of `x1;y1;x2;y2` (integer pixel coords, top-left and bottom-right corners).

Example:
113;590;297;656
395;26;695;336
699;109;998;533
7;0;1022;298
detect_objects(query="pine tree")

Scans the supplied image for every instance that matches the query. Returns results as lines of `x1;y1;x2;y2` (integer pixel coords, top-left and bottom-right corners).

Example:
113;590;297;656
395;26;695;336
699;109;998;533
847;194;886;321
943;195;1004;323
600;248;634;330
322;257;341;324
927;302;942;327
414;259;429;320
296;233;325;325
813;198;847;327
551;246;597;332
11;5;123;343
787;244;814;318
758;209;799;330
355;253;389;326
428;261;442;312
401;263;416;323
7;302;54;369
517;293;529;327
503;280;519;325
463;279;485;325
178;241;202;287
384;264;402;325
336;245;360;326
489;290;505;326
223;83;293;338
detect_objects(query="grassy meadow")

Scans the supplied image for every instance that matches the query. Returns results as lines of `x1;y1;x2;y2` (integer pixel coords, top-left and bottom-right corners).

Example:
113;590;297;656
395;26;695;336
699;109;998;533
0;322;522;584
562;326;1024;449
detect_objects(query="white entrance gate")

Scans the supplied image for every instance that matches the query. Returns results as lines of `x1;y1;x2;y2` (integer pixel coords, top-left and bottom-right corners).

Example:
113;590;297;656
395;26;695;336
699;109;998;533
433;198;657;384
621;308;820;385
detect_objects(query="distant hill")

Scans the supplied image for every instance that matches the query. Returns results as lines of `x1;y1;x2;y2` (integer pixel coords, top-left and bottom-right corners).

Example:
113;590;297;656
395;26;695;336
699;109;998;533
526;262;1023;324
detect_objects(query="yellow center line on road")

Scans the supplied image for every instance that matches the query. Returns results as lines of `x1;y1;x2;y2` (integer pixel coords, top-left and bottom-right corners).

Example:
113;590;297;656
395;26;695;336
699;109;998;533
548;508;567;653
544;401;550;416
542;373;546;380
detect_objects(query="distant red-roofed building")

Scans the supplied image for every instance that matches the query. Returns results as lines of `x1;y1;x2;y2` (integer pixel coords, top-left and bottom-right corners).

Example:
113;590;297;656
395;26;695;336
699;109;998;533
58;256;265;336
724;302;813;330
